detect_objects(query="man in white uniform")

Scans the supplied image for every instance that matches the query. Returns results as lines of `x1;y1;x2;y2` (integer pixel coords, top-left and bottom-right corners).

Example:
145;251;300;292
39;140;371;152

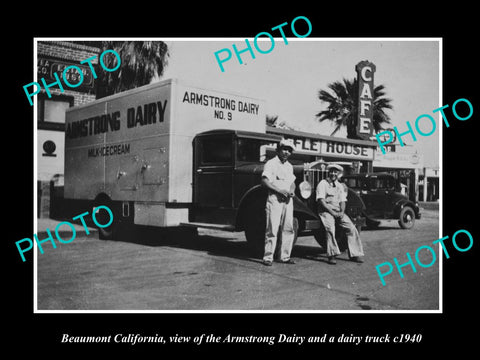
261;139;296;266
316;164;364;265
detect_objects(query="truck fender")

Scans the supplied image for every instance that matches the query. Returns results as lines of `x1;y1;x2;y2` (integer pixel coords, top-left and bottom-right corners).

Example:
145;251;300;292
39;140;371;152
292;196;318;220
235;185;266;231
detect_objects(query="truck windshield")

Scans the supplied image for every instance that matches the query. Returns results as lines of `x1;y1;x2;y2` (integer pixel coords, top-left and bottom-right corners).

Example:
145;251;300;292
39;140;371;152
236;138;273;163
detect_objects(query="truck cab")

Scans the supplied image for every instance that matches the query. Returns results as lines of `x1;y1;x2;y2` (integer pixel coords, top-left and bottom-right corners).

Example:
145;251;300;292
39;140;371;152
191;129;280;228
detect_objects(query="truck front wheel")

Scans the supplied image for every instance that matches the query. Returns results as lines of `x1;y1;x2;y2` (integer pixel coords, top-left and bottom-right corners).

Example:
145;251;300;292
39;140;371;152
244;209;266;258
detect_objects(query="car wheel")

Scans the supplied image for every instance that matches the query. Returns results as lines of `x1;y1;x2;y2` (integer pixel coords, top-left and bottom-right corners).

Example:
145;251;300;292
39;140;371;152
398;206;415;229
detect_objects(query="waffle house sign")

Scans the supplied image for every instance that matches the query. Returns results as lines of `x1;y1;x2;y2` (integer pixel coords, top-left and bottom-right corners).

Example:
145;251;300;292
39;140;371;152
355;60;376;140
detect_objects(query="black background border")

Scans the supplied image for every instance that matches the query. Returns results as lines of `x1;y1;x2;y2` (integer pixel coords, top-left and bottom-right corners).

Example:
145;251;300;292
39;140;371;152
6;5;477;355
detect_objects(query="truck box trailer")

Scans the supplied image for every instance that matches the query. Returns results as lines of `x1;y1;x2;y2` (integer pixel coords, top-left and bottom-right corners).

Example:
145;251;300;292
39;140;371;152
65;78;265;232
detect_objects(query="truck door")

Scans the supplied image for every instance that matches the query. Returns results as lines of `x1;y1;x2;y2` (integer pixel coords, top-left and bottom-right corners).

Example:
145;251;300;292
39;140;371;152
118;155;142;191
193;133;234;211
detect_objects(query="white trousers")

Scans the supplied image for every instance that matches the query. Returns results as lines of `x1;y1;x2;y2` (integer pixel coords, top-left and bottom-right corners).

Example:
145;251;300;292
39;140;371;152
264;195;294;262
319;212;364;257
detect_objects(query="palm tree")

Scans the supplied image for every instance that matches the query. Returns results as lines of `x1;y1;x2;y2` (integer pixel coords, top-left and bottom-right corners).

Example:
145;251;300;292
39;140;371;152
266;114;294;130
316;78;393;139
96;41;169;99
266;115;279;127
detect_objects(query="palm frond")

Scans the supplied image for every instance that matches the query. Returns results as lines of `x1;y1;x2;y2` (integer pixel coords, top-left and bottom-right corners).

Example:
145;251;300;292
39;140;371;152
316;77;393;138
96;41;169;98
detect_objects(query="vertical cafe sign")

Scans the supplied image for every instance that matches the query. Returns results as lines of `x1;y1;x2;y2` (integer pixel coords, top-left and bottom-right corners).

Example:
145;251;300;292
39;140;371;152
355;60;376;140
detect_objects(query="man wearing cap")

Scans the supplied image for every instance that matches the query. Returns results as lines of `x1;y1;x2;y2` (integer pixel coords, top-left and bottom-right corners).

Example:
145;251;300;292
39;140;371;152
260;138;297;266
316;164;364;264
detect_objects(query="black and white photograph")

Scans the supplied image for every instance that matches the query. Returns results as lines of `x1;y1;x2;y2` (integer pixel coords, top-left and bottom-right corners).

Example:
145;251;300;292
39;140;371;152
33;38;441;312
6;6;478;355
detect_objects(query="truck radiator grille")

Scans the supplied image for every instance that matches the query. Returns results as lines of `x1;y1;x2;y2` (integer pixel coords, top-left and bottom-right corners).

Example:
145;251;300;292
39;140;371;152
303;168;328;196
302;167;363;221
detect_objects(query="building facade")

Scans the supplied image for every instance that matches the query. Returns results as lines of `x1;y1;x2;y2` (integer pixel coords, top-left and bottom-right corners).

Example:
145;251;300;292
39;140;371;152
267;126;378;174
419;167;440;202
373;144;424;202
37;41;101;217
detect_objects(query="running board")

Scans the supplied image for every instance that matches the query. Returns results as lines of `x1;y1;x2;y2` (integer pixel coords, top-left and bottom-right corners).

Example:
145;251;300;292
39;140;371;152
180;222;236;232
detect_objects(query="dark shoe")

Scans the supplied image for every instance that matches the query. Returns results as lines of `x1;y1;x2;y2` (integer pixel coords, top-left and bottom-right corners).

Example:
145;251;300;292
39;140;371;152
350;257;364;263
262;260;273;266
279;259;295;264
327;256;337;265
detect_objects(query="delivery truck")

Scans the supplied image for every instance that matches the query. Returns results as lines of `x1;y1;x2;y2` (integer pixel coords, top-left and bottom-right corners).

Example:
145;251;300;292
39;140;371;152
64;78;366;255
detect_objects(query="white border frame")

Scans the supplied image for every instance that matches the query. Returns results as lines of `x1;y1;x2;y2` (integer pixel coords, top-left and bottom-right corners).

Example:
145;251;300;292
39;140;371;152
33;37;442;314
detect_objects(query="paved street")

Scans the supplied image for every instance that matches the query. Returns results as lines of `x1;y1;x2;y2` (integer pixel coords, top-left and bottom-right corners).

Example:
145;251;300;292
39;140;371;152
36;208;439;311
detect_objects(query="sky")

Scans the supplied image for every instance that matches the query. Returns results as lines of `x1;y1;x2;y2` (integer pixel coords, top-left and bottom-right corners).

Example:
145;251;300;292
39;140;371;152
161;38;440;167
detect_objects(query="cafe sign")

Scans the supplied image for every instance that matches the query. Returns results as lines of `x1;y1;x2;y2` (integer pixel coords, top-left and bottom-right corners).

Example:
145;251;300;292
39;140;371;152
355;60;376;140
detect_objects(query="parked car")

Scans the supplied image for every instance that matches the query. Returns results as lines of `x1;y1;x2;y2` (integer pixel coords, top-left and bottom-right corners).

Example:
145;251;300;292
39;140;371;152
341;172;421;229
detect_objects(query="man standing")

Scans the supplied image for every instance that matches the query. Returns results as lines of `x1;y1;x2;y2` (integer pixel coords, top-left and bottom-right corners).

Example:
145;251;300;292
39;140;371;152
261;139;296;266
316;164;364;265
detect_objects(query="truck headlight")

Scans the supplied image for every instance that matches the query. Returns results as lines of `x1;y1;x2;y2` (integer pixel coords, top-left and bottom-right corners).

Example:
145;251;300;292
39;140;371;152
299;181;312;199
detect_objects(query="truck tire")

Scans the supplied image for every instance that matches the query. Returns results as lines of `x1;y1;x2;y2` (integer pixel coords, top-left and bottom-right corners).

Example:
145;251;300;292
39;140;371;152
398;206;415;229
244;206;266;258
97;216;115;240
313;230;326;250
